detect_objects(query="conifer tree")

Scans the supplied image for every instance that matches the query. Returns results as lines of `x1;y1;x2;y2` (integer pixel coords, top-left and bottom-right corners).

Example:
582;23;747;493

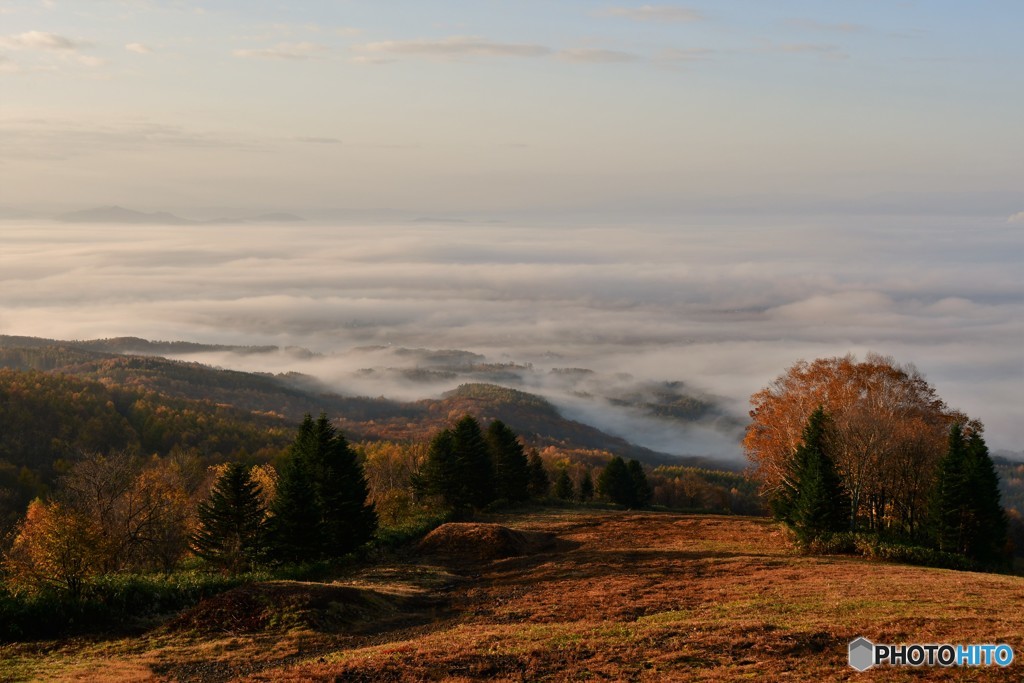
268;444;323;562
627;459;653;508
527;449;550;499
268;413;377;562
578;470;595;502
307;414;377;554
788;407;849;542
554;469;574;500
486;420;530;503
450;415;494;509
419;428;460;505
598;456;636;507
192;462;266;572
962;431;1008;566
932;425;1008;565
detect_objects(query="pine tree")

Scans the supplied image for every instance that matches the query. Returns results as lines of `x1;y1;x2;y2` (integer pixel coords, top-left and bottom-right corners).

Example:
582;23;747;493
578;470;595;502
627;459;652;508
419;428;460;505
931;422;970;554
268;444;323;562
192;463;267;572
932;426;1009;565
598;456;635;507
554;469;574;500
307;414;377;555
963;432;1008;565
788;407;849;542
486;420;530;503
450;415;494;509
268;413;377;562
527;449;550;499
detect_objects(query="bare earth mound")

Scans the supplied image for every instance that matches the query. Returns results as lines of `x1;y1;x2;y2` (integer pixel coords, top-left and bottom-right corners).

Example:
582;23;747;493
418;522;557;565
162;580;402;636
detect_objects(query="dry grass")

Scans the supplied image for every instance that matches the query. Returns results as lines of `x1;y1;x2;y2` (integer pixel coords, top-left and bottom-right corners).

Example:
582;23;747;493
2;509;1023;681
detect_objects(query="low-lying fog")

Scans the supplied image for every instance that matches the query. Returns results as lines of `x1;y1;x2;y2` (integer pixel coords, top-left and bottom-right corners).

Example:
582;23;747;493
2;215;1021;460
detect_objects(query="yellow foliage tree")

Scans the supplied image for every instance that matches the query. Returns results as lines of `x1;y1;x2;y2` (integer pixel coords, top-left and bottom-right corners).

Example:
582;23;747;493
3;499;103;598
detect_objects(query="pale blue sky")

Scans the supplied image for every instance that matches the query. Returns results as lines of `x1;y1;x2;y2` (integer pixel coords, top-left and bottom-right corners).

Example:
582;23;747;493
1;0;1022;213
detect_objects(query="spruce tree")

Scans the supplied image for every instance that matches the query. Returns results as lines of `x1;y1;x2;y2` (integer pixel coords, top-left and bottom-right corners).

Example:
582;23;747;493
268;444;323;562
192;463;266;573
578;470;595;502
486;420;530;503
627;459;653;508
268;413;377;562
419;428;460;506
451;415;495;509
307;414;377;554
931;422;970;554
527;449;550;499
789;407;849;542
554;469;574;500
931;427;1010;566
598;456;636;507
963;431;1008;566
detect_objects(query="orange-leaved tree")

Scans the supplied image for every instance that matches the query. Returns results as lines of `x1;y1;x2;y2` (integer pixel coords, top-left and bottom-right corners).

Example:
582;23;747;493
744;353;969;534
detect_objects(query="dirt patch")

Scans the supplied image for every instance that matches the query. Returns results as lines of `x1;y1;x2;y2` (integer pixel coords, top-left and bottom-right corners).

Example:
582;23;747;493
161;581;404;636
417;523;558;566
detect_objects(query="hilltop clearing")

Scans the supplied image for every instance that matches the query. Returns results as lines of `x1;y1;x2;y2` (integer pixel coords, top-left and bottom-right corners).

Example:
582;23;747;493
2;509;1021;681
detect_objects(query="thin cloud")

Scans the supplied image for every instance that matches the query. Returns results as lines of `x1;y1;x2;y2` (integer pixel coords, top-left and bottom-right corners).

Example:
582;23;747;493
600;5;704;23
358;36;551;60
1008;212;1024;224
558;48;641;64
656;47;715;63
233;42;329;60
125;42;152;54
295;136;342;144
774;43;848;60
788;19;867;34
0;30;87;51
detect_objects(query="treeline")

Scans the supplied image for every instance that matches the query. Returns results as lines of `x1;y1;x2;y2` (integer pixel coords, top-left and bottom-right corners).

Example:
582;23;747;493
0;369;292;532
412;415;653;511
750;356;1011;571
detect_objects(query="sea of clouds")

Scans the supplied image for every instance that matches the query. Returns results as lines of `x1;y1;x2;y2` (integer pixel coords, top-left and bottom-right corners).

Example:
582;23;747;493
1;214;1021;459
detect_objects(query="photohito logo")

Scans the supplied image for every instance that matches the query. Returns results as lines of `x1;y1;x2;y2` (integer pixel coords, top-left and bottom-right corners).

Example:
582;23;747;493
848;637;1014;671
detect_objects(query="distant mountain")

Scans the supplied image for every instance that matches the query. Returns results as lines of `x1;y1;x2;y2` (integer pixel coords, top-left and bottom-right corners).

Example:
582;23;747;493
243;212;305;223
57;205;195;225
0;336;724;468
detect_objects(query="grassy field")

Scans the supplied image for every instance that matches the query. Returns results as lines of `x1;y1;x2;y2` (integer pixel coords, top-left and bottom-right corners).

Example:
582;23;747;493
2;509;1022;681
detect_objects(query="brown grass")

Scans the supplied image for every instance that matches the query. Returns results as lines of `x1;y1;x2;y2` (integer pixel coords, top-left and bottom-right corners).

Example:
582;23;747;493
3;509;1023;681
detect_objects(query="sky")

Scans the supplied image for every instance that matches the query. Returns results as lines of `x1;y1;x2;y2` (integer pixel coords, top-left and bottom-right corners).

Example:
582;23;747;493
1;0;1023;214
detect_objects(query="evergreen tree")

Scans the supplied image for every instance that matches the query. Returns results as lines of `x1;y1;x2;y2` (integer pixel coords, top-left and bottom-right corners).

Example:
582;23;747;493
963;432;1008;566
527;449;550;499
627;459;653;508
598;456;636;507
268;413;377;562
554;469;574;500
192;463;267;572
267;448;323;562
931;422;970;554
418;428;459;505
788;407;849;542
486;420;530;503
306;414;377;554
418;416;495;509
451;415;495;509
578;470;595;502
932;425;1008;565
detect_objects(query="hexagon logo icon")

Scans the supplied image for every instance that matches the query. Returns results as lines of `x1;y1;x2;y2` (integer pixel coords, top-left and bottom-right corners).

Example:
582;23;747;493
849;637;875;671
